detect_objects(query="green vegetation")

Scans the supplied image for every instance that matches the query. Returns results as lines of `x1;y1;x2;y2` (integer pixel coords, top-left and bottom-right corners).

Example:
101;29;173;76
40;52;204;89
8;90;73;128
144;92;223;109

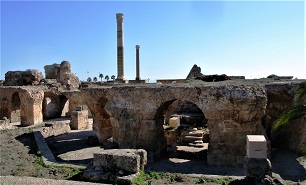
273;82;306;155
105;75;109;81
34;150;85;179
300;142;306;156
93;77;97;82
133;171;236;185
111;75;115;81
87;77;92;82
267;74;279;79
99;73;104;81
133;171;163;185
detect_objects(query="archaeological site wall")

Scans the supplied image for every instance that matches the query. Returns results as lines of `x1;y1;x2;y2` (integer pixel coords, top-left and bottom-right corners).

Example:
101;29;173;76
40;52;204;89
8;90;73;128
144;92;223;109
67;83;267;166
0;80;305;166
265;82;306;152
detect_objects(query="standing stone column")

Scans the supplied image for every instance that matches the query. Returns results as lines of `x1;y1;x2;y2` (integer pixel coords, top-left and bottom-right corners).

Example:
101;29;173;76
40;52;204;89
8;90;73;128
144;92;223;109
135;45;141;80
116;13;125;80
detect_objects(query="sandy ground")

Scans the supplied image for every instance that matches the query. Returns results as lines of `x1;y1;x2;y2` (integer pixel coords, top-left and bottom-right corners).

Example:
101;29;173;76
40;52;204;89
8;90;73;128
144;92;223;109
0;119;305;184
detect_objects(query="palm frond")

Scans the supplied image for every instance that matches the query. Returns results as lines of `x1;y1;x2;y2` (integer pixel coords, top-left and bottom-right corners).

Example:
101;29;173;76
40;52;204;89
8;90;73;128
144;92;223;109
272;105;306;136
294;82;306;105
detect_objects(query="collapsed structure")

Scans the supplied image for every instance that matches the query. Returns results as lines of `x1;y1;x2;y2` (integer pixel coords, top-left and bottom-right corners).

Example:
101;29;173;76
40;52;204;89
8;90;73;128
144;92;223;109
0;61;305;166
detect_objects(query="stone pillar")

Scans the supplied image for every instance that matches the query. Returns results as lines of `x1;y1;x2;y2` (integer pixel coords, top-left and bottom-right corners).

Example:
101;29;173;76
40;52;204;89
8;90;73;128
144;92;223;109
135;45;141;80
116;13;125;80
70;106;89;130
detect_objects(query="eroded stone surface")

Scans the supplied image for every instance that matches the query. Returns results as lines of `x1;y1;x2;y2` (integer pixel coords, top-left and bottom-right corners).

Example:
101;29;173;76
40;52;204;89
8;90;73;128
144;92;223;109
93;149;147;174
1;79;305;166
186;64;203;79
4;70;43;86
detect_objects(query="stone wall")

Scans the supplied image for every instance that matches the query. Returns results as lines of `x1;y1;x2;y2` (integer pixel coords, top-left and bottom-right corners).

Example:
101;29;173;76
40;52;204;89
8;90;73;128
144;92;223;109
0;87;44;126
186;64;203;79
77;82;267;165
4;70;43;86
1;80;304;166
44;64;60;79
265;82;306;152
44;61;80;90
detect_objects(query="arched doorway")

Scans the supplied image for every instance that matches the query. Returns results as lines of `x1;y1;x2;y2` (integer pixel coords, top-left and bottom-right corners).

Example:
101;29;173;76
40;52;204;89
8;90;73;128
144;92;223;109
155;99;209;160
11;92;21;123
43;93;69;120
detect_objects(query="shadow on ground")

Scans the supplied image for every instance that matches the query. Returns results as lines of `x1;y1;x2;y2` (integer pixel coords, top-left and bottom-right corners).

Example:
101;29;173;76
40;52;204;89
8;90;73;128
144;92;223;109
271;149;306;182
145;157;245;176
46;130;100;165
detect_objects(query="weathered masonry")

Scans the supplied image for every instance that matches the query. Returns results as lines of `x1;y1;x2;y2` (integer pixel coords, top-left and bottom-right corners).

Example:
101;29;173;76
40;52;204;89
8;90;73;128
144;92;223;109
0;80;305;166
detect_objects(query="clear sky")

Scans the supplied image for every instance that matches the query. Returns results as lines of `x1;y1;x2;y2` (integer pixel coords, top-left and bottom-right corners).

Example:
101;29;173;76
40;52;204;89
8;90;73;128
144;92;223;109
1;0;305;81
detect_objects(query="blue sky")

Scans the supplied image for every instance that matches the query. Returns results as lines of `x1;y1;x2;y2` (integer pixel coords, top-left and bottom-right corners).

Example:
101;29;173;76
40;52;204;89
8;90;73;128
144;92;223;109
1;1;305;81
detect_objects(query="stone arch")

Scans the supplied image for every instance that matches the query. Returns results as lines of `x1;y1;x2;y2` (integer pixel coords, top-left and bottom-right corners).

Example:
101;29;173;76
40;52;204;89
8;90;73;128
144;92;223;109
11;92;21;122
42;92;69;119
154;98;209;160
85;96;113;143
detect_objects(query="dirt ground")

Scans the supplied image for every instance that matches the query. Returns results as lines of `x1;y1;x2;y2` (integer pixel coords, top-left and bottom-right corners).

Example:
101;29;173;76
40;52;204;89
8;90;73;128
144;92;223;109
0;121;305;185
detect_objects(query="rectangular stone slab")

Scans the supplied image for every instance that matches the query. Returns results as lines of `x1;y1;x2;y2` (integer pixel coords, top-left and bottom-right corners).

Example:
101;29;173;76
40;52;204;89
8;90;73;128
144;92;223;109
93;149;146;173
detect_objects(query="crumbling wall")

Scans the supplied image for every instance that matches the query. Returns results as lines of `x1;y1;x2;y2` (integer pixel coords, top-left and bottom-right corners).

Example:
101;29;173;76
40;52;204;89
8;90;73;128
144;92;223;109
59;61;80;89
186;64;203;79
0;87;44;126
265;82;306;152
44;61;80;90
4;70;43;86
44;64;60;79
81;83;267;166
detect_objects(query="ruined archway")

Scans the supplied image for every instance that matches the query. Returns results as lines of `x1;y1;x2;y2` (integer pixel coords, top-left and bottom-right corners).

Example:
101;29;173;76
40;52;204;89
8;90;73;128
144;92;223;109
11;92;21;122
42;92;69;119
155;99;209;160
85;96;113;144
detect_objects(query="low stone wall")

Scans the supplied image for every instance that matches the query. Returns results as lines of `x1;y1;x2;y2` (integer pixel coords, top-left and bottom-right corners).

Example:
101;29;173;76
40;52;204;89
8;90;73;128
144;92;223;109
39;121;71;138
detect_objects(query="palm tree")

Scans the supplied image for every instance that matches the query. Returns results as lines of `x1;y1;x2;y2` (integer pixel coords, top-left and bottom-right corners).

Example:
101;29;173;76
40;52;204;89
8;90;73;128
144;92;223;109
99;73;104;82
105;75;109;82
273;82;306;134
111;75;115;81
87;77;92;82
93;77;98;82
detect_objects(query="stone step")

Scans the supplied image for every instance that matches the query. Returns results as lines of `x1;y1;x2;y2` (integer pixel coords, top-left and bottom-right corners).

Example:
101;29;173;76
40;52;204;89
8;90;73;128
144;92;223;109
188;142;205;148
181;131;203;137
180;135;203;142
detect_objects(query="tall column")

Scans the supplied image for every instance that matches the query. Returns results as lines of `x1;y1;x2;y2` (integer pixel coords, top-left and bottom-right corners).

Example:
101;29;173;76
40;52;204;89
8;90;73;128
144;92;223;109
116;13;125;80
135;45;141;80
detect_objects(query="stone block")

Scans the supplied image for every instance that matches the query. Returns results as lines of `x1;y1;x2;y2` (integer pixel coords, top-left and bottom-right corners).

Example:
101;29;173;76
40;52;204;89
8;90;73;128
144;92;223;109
247;135;267;159
70;110;88;130
244;157;272;178
169;117;180;128
93;149;147;174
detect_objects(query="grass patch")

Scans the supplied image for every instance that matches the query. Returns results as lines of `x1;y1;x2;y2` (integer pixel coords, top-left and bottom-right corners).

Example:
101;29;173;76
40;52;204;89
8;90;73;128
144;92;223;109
197;175;235;184
133;171;236;185
16;163;26;167
299;142;306;156
133;171;165;185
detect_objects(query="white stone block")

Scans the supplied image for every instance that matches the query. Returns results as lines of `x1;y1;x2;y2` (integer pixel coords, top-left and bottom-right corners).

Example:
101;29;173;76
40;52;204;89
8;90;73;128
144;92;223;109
246;135;267;159
169;117;180;128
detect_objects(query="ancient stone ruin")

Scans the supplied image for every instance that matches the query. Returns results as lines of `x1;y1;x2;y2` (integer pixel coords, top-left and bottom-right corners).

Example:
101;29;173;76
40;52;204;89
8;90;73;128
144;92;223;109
1;61;305;167
4;69;43;86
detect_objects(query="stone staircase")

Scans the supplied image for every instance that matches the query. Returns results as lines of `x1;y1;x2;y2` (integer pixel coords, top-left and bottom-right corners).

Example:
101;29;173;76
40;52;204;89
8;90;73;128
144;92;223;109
179;128;205;147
